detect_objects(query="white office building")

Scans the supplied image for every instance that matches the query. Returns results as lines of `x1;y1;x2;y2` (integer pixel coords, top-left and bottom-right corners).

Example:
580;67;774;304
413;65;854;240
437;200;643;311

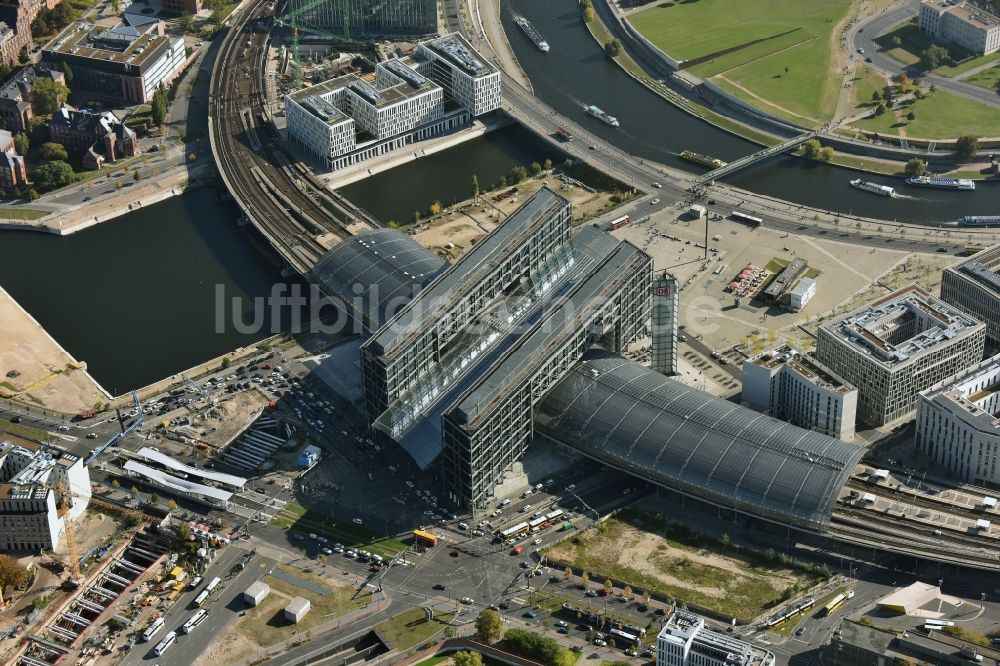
744;344;858;441
0;434;91;553
919;0;1000;56
941;242;1000;346
285;33;499;171
916;355;1000;484
815;286;985;427
658;610;774;666
788;277;816;312
415;33;502;116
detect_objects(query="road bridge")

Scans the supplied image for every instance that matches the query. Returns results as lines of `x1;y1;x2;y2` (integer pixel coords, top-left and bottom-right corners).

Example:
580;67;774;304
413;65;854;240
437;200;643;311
694;131;817;185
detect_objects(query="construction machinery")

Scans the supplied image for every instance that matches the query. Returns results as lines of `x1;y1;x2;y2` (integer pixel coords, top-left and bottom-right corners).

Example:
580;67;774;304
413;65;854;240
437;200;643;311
50;481;159;589
275;0;353;89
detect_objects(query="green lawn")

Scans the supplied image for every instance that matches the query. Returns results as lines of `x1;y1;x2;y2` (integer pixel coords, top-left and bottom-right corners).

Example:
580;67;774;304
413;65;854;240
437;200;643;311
374;608;455;651
937;52;1000;78
269;503;408;558
853;90;1000;139
0;208;49;221
963;65;1000;93
629;0;852;124
850;64;887;111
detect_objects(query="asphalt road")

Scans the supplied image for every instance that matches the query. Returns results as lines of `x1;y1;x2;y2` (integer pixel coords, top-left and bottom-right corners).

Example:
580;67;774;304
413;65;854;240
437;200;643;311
848;0;1000;110
119;544;262;665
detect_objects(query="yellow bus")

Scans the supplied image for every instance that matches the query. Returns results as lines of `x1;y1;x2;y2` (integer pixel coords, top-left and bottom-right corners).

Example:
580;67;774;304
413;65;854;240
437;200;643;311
413;529;437;547
822;593;846;616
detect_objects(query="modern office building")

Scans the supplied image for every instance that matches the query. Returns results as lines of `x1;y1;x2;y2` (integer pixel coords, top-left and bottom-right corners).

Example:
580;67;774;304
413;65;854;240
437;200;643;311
285;34;499;171
657;610;775;666
0;434;90;553
744;344;858;441
41;16;186;104
815;286;985;427
282;0;436;39
830;618;1000;666
916;354;1000;485
941;243;1000;346
352;187;651;512
919;0;1000;56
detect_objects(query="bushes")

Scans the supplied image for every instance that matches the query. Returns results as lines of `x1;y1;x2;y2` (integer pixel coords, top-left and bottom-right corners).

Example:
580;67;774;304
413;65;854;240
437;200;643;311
502;628;576;666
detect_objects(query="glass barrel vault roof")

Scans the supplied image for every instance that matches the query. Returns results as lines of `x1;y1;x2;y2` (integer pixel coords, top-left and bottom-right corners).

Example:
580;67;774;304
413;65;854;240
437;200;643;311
535;351;865;531
312;229;447;332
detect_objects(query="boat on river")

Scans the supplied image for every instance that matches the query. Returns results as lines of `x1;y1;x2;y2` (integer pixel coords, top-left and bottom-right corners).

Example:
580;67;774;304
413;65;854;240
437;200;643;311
513;15;549;52
586;105;619;127
850;179;895;197
905;176;975;191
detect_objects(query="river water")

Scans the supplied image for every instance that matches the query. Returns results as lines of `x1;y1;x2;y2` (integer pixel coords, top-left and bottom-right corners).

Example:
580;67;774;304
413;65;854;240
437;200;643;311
501;0;1000;223
4;2;999;391
0;189;300;393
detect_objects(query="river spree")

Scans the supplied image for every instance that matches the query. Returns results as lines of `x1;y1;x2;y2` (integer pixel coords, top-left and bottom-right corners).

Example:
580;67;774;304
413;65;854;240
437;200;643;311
0;190;296;393
502;0;1000;223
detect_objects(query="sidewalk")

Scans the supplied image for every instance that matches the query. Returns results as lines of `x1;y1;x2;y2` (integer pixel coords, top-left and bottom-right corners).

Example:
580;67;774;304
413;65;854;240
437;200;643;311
472;0;533;93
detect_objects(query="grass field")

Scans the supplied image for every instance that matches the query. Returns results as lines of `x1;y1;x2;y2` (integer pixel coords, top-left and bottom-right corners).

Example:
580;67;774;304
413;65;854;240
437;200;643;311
270;502;408;558
233;564;371;650
853;90;1000;139
964;65;1000;93
541;510;825;622
0;208;49;221
850;64;887;111
375;608;456;650
628;0;852;123
936;52;1000;78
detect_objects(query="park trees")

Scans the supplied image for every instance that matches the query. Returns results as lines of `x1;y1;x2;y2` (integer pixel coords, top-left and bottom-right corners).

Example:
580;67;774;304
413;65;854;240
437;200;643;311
475;608;505;644
905;157;927;175
956;135;979;162
32;77;70;115
919;44;951;71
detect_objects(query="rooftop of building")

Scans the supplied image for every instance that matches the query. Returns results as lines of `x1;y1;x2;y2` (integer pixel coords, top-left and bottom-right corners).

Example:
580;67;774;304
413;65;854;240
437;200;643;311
535;350;866;532
819;286;983;367
790;276;816;297
366;186;570;357
421;33;498;78
451;231;650;429
923;0;1000;29
0;434;82;501
378;225;640;468
833;620;896;655
42;18;171;68
312;228;447;332
951;242;1000;295
659;611;758;666
922;353;1000;425
748;344;856;394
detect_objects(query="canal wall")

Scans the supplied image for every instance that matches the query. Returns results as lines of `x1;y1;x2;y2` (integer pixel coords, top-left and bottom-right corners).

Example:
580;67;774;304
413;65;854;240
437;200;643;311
324;115;514;190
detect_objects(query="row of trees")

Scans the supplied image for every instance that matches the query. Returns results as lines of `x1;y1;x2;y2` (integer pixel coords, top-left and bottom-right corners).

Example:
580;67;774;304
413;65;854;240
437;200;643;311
474;619;577;666
32;2;78;38
800;139;833;162
581;0;595;23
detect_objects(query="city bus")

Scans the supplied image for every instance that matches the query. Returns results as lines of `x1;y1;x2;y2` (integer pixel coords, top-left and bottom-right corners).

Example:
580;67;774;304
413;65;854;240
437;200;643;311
194;590;210;607
609;215;630;231
498;521;531;540
153;631;177;657
181;609;209;634
545;509;564;522
413;529;438;547
141;617;164;642
822;593;847;616
205;577;221;593
924;619;954;628
609;628;641;646
731;210;763;227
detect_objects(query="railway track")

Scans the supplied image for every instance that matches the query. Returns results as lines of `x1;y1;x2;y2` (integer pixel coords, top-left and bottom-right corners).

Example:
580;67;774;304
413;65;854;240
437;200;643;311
208;0;376;274
845;475;992;522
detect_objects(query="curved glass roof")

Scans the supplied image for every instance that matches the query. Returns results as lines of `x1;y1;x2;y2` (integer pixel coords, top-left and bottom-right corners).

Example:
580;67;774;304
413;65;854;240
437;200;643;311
312;229;446;331
535;351;865;531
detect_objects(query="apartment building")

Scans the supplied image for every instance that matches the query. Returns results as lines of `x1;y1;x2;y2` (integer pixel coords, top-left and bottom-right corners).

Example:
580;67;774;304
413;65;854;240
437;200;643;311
658;610;774;666
916;355;1000;484
941;242;1000;346
815;286;985;427
0;434;90;553
919;0;1000;55
744;344;858;441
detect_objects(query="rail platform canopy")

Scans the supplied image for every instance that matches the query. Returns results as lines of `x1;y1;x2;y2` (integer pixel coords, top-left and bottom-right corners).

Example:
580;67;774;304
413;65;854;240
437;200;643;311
535;350;866;532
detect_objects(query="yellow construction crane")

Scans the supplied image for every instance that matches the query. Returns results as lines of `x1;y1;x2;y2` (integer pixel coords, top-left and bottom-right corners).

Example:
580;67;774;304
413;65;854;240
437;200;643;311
49;483;158;587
